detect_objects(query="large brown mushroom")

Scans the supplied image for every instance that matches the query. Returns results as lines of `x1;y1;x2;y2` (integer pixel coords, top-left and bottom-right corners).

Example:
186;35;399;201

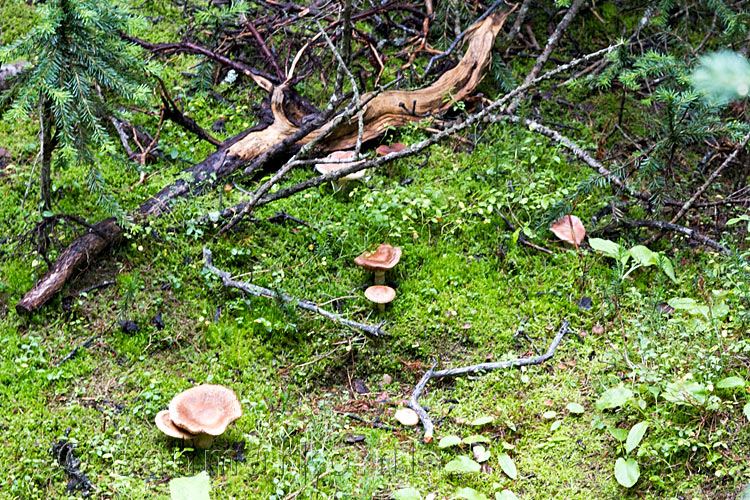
354;244;402;285
155;384;242;449
314;151;366;186
365;285;396;312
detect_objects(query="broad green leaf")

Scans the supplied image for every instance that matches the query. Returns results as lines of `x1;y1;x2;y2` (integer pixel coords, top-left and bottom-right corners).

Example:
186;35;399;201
170;471;210;500
393;487;422;500
716;376;745;389
566;402;585;414
625;422;649;454
542;411;557;420
608;427;628;442
628;245;658;267
741;482;750;500
713;303;730;318
454;487;489;500
596;386;633;410
744;402;750;422
657;255;678;283
495;491;519;500
498;453;517;480
614;457;640;488
445;455;481;474
550;420;562;432
472;416;495;426
667;297;697;310
439;435;463;448
663;381;707;405
588;238;620;258
463;435;490;444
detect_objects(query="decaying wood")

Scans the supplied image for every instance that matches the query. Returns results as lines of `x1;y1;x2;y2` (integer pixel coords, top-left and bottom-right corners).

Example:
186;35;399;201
203;247;387;337
16;11;511;314
408;320;577;442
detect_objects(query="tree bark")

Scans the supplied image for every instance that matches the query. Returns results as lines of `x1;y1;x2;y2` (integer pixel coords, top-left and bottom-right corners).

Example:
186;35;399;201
16;12;510;314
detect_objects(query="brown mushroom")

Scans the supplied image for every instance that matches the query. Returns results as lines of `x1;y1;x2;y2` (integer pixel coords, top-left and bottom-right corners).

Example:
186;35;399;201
365;285;396;312
354;244;402;284
155;409;216;448
315;151;366;186
166;384;243;448
375;143;407;155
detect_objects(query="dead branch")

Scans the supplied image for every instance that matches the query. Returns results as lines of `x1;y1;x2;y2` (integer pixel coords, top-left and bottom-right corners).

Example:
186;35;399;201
507;0;586;113
618;219;730;255
156;77;222;147
203;247;387;338
669;130;750;224
408;320;575;442
423;0;512;77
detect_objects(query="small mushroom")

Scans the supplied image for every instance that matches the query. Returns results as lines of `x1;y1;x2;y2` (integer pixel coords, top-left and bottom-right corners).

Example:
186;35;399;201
365;285;395;312
375;143;407;155
354;244;402;285
394;407;419;426
315;151;365;187
163;384;242;449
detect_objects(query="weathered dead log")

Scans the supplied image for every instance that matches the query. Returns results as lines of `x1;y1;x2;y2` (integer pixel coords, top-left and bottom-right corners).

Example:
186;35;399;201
16;12;510;314
0;62;29;91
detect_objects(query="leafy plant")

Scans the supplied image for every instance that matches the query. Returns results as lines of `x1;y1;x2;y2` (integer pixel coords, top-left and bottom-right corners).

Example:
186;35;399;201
589;238;678;284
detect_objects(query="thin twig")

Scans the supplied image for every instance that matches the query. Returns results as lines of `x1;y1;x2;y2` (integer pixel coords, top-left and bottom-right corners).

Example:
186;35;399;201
55;335;100;367
408;320;575;442
203;247;387;337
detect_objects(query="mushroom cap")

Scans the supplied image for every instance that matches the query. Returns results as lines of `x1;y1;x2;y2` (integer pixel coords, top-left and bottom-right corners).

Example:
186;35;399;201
549;214;586;246
354;244;402;271
155;410;197;440
314;151;365;180
168;384;243;436
365;285;396;304
375;143;407;155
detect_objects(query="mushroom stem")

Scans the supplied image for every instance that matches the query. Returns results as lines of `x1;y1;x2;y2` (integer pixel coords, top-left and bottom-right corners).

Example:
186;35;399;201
190;434;215;449
374;271;386;285
377;302;385;313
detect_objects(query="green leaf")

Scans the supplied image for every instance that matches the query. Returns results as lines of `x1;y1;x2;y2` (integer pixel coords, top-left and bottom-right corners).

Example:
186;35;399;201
628;245;658;267
439;435;463;448
608;427;628;442
744;402;750;422
588;238;620;258
741;483;750;500
445;455;481;474
471;415;495;426
667;297;697;310
392;487;422;500
614;457;640;488
566;402;585;414
498;453;517;480
657;255;678;283
462;435;490;444
625;422;649;454
542;411;557;420
550;420;562;432
454;487;489;500
596;386;633;410
716;376;745;389
663;381;707;405
495;491;519;500
170;471;210;500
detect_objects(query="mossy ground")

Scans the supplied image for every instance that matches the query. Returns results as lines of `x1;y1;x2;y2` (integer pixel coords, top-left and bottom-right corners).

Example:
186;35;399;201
1;1;749;499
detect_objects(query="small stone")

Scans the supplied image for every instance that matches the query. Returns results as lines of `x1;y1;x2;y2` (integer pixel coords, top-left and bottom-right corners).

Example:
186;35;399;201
382;374;392;385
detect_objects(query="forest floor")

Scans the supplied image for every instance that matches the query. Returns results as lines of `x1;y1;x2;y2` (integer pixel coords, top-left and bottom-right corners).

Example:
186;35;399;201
1;1;749;499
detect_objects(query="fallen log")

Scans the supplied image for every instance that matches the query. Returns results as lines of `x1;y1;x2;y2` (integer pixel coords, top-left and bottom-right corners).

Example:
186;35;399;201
16;11;511;314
